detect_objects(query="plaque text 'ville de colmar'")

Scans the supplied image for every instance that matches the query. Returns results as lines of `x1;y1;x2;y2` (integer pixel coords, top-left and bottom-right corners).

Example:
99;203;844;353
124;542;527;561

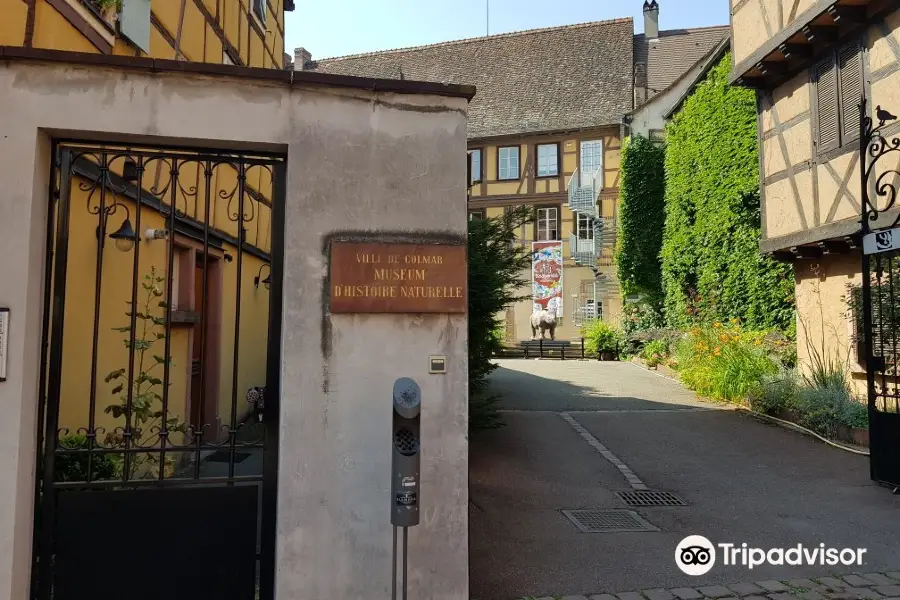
329;242;467;314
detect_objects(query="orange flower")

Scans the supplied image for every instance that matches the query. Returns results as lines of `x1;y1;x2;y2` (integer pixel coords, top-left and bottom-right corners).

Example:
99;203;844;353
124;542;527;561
720;334;728;342
714;347;722;356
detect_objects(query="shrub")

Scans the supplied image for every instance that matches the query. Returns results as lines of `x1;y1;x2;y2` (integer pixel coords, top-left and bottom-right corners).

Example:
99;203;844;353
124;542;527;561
620;299;666;336
583;320;624;354
467;205;534;430
674;321;778;402
791;381;867;439
641;339;670;368
55;434;119;482
748;369;798;416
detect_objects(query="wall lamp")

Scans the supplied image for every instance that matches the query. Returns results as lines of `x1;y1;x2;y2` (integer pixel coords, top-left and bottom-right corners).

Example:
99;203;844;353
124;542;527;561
96;203;139;252
254;264;271;290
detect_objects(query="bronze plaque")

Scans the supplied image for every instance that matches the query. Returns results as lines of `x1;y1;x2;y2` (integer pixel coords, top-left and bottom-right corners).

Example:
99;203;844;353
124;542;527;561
329;242;467;314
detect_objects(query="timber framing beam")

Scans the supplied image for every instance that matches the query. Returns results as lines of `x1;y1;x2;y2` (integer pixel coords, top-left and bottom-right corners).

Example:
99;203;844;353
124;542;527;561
732;0;895;89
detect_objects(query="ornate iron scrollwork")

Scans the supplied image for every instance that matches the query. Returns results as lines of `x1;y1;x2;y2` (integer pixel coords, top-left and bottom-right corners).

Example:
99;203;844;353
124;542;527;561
860;97;900;231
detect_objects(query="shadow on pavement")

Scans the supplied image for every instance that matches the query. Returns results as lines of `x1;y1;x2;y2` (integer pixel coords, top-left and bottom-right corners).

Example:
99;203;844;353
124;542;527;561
468;361;900;600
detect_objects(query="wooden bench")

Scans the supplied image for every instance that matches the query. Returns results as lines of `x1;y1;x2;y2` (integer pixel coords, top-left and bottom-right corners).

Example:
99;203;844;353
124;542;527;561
517;339;578;359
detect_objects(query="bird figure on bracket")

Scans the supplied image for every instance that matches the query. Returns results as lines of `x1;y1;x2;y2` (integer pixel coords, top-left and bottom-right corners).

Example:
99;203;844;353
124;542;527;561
876;105;897;127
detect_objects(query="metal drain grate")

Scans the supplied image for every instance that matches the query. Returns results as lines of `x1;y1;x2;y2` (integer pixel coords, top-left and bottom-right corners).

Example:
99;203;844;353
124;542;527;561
561;509;659;533
616;491;687;507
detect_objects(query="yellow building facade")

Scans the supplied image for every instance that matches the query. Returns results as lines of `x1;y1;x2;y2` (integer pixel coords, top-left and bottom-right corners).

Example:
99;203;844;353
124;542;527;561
1;0;290;67
467;129;623;340
730;0;900;390
1;0;291;466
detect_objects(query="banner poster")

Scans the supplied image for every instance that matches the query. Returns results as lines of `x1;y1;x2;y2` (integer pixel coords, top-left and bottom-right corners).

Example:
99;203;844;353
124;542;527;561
531;241;563;318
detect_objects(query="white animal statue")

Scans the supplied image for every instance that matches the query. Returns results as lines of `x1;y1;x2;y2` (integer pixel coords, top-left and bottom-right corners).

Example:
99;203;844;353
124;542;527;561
530;308;557;340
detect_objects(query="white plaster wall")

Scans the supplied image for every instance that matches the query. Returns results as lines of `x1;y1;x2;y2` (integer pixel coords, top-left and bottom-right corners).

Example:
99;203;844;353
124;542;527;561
0;60;469;600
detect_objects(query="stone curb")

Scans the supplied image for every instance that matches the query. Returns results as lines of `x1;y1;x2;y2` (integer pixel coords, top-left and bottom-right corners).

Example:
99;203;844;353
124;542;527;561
496;571;900;600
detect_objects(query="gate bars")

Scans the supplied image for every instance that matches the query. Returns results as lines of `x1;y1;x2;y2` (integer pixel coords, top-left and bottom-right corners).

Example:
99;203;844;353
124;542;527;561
32;141;286;599
858;96;900;489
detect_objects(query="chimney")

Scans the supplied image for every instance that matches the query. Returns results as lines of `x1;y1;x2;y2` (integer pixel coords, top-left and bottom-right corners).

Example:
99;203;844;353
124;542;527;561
294;47;312;71
634;62;648;107
643;0;659;41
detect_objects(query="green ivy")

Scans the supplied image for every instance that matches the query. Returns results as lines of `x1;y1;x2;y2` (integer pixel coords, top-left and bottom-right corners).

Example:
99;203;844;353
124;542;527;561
661;52;794;332
616;135;666;301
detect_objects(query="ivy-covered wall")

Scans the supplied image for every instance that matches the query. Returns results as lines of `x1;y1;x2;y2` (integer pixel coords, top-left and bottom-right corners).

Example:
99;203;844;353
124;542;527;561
616;135;666;301
661;52;794;332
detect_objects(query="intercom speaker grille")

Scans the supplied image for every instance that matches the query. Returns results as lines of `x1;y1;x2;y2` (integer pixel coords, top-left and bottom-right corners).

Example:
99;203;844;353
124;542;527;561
394;428;419;456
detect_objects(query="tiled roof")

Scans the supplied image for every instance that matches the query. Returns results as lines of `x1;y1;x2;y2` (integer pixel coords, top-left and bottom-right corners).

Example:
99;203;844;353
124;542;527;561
634;25;730;103
306;19;635;140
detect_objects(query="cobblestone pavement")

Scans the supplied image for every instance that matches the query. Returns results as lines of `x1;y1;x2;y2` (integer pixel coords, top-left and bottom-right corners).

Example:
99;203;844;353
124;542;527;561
513;571;900;600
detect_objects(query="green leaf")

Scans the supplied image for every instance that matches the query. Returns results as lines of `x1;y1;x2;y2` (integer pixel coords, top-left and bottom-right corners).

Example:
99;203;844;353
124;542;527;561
104;368;125;382
153;355;171;365
111;326;132;333
111;383;124;395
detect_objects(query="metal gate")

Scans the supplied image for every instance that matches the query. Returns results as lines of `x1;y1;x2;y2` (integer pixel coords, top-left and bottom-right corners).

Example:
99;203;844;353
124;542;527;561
32;141;286;599
859;98;900;489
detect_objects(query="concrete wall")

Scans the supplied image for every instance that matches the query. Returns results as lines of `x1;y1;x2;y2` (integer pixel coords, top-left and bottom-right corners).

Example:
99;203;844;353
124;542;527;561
0;58;469;600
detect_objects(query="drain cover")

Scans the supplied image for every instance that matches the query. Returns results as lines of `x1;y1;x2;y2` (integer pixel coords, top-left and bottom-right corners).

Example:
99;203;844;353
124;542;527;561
561;509;659;533
616;491;687;507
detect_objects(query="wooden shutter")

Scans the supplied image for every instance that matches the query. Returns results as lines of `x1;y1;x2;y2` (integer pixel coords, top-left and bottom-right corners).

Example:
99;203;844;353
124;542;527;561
815;55;840;153
838;40;864;143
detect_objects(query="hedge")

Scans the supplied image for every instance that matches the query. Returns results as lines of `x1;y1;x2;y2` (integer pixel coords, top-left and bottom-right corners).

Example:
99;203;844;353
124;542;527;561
616;134;666;301
660;52;794;332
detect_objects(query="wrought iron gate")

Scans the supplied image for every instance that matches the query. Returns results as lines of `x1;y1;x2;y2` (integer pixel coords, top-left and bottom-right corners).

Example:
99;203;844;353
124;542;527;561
859;98;900;489
33;141;286;599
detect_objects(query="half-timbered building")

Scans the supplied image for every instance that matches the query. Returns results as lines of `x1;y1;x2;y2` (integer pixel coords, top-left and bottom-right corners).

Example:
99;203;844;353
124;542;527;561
730;0;899;391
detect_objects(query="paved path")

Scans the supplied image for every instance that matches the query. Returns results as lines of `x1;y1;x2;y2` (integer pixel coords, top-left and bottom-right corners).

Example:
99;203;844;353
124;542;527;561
469;360;900;600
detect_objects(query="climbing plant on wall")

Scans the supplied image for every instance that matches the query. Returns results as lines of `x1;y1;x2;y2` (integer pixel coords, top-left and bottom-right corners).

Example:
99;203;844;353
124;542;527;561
661;52;794;332
616;134;666;302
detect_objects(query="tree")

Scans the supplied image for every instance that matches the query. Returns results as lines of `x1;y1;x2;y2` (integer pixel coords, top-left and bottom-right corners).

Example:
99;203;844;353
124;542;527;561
467;206;533;429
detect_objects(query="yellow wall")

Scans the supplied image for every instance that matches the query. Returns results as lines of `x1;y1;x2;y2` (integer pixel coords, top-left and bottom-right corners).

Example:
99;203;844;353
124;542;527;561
56;158;273;454
794;254;865;397
6;0;286;69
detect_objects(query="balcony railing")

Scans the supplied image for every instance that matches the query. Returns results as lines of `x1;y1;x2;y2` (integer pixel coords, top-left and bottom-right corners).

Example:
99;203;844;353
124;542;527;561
567;167;602;217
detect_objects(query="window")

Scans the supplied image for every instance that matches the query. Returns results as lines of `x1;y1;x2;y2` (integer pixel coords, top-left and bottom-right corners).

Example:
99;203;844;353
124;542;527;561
536;207;559;241
649;129;665;145
536;143;559;177
576;212;594;240
814;38;863;154
498;146;520;180
469;149;482;184
468;210;485;222
580;140;603;186
253;0;267;24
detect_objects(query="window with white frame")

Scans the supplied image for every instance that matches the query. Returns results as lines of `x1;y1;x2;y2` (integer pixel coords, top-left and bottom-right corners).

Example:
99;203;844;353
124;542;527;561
498;146;520;180
536;207;559;241
576;212;593;240
579;140;603;186
469;149;482;184
536;143;559;177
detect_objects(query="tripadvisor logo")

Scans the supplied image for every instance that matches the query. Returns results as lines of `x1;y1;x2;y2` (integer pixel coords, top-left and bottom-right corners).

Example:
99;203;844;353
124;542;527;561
675;536;867;576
